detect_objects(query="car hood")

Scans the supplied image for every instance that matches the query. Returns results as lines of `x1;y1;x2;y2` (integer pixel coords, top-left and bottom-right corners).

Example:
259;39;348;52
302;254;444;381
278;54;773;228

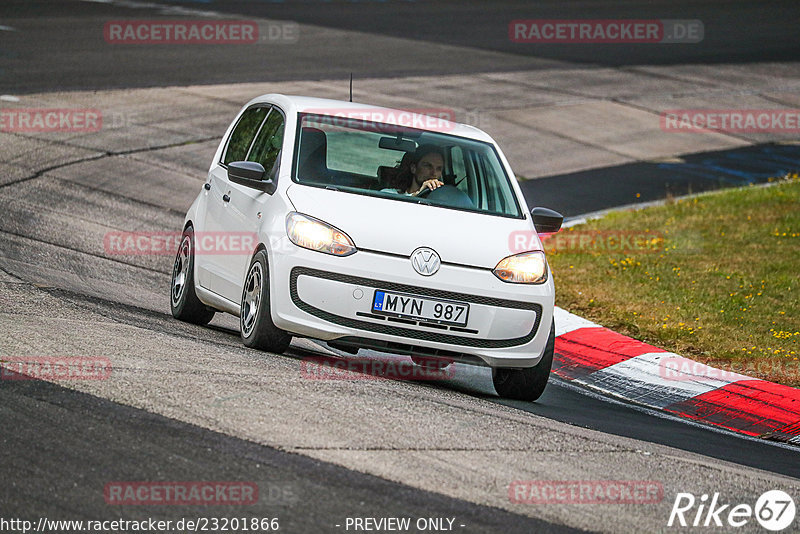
286;184;541;268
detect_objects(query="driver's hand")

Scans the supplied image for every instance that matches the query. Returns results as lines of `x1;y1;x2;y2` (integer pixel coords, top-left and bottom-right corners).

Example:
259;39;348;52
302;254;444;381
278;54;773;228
413;179;444;196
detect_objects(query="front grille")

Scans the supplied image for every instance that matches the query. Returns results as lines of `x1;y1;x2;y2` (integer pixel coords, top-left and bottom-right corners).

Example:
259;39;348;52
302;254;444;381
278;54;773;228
290;267;541;349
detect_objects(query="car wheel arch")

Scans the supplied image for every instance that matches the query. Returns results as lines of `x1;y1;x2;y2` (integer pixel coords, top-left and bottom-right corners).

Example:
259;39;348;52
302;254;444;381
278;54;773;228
245;241;270;287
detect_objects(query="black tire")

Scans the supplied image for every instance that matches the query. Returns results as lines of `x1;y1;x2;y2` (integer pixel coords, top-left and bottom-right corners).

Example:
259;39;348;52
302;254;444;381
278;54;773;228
492;319;555;402
170;227;215;325
240;250;292;353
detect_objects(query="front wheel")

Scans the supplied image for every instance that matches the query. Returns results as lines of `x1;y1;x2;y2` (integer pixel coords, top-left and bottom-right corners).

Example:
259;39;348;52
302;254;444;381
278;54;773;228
240;250;292;353
170;227;215;325
492;319;555;402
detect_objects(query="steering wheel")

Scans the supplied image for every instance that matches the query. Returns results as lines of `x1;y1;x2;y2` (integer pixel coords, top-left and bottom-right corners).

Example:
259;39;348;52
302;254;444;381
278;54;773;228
415;185;433;198
415;184;475;209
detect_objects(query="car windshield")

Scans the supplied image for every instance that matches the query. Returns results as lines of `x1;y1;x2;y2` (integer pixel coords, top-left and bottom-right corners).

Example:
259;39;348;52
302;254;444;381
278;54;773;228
292;113;522;218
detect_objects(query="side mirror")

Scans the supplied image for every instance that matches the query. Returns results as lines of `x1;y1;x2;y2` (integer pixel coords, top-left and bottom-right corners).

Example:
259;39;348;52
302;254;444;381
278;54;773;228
531;207;563;234
227;161;276;194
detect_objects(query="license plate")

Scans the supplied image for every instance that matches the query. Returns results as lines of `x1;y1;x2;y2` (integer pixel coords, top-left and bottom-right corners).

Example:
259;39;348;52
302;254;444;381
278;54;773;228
372;290;469;327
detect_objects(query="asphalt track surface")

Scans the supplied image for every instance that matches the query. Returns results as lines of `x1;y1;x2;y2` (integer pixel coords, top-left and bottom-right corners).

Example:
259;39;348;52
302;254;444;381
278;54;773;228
2;376;571;534
1;1;800;533
1;0;799;93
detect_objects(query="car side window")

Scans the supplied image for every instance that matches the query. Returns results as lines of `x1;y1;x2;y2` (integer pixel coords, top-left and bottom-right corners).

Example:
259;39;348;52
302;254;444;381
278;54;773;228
222;106;269;165
247;108;285;177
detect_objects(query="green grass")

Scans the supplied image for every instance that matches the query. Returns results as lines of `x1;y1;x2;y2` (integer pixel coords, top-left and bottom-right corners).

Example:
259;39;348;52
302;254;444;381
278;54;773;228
548;174;800;386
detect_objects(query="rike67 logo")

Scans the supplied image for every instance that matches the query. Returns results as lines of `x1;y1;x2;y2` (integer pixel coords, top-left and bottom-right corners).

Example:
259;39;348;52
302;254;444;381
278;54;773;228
668;490;796;531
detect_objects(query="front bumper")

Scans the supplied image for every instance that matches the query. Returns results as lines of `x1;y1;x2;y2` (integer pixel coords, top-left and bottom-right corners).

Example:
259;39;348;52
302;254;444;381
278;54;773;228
268;241;554;368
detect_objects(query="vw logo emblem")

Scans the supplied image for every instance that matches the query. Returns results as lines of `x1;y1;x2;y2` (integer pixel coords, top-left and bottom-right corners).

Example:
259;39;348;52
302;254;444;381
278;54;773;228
411;247;441;276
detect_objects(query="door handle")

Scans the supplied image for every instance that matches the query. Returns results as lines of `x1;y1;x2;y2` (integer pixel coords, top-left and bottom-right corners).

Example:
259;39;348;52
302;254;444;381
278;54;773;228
222;194;231;203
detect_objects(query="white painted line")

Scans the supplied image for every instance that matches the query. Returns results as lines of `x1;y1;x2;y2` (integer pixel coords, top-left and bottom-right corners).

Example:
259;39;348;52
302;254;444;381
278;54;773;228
554;306;600;337
0;25;17;32
577;352;752;409
0;95;20;102
568;180;789;230
79;0;222;18
562;217;587;228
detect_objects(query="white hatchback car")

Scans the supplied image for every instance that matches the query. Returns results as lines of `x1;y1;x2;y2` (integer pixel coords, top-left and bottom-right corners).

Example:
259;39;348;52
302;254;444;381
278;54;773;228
170;94;563;401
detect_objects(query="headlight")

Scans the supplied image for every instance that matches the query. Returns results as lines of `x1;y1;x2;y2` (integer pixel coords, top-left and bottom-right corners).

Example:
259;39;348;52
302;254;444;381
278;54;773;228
493;251;548;284
286;212;356;256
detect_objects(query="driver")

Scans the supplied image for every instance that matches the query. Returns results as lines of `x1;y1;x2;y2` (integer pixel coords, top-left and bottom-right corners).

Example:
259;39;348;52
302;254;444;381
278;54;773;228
383;144;445;196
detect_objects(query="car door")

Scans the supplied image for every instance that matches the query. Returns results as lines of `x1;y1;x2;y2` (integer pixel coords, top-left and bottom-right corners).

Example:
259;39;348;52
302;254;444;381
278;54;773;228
216;106;286;302
197;105;269;300
215;106;287;303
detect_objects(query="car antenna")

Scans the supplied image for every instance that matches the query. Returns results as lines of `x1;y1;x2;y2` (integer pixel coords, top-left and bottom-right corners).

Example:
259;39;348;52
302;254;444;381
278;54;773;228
349;73;353;102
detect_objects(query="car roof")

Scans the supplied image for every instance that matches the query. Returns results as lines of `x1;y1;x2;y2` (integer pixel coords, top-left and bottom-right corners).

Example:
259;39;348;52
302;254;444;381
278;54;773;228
246;93;494;143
